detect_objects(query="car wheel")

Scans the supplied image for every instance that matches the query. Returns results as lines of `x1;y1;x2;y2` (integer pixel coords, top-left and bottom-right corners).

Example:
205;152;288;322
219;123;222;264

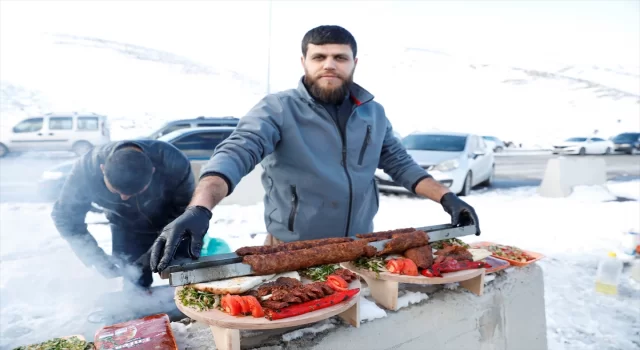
459;172;472;196
495;146;503;153
480;166;494;187
579;147;586;155
604;147;611;155
72;141;93;156
0;143;8;158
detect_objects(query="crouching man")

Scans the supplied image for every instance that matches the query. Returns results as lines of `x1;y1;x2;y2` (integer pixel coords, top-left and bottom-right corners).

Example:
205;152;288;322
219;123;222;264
51;140;205;290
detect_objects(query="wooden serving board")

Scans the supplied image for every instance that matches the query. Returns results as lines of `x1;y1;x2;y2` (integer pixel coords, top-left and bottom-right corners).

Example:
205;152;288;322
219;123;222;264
341;262;485;311
174;280;361;350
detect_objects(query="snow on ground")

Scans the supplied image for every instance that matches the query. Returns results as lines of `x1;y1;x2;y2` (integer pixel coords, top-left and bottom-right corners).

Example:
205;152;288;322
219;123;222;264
1;180;639;349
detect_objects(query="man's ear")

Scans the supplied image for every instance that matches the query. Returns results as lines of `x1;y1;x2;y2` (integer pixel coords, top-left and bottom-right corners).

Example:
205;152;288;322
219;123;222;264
300;56;305;69
354;57;358;66
100;164;105;173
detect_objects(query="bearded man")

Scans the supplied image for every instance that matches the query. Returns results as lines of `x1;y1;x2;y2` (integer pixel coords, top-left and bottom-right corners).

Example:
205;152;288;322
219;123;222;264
148;25;481;273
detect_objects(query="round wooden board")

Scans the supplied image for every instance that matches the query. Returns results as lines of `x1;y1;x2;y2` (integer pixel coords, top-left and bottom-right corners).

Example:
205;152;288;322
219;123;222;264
341;262;484;285
174;279;361;330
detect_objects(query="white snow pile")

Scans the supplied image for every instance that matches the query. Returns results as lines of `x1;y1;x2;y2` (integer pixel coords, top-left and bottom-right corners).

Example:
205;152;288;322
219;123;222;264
1;180;639;349
394;291;430;311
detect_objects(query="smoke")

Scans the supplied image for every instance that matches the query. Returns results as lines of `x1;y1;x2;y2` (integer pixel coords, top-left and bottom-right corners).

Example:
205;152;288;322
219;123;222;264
0;201;178;349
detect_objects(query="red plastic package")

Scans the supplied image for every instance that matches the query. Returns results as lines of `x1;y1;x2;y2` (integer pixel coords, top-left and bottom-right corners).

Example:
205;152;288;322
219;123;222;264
94;313;178;349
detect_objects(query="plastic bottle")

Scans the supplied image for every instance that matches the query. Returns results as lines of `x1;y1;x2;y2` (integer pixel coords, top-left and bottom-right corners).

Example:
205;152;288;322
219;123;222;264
595;252;624;295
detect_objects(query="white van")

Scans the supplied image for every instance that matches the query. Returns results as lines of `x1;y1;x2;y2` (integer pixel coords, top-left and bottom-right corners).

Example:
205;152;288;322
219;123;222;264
0;112;111;157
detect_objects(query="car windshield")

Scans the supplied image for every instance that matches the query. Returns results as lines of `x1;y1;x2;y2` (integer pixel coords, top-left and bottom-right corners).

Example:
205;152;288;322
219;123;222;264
613;133;639;141
402;134;467;152
483;136;498;141
565;137;587;142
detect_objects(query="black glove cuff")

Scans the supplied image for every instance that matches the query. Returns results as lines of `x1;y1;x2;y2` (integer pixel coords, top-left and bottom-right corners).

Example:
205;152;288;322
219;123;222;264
189;205;213;220
439;192;456;205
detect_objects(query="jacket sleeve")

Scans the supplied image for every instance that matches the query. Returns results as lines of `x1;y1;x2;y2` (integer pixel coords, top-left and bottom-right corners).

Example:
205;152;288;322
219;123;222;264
50;155;107;267
378;118;432;193
200;94;285;195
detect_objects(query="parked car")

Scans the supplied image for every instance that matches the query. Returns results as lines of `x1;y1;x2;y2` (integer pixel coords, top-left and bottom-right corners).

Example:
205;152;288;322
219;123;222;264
551;136;614;155
482;136;506;152
611;132;640;154
144;116;239;139
375;131;495;196
37;126;235;201
0;112;110;157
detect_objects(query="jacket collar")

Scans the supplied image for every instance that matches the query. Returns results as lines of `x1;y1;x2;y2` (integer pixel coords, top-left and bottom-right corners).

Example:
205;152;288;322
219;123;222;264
296;76;374;106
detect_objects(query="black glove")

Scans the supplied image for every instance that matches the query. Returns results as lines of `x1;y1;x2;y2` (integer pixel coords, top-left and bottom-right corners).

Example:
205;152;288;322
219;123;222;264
439;192;481;235
150;205;212;272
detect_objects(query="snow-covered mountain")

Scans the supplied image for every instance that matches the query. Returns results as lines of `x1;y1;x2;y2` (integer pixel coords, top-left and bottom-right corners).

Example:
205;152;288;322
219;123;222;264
1;33;638;147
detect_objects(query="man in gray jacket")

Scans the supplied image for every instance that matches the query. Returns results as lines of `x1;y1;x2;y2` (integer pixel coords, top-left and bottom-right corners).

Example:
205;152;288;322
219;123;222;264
149;25;480;272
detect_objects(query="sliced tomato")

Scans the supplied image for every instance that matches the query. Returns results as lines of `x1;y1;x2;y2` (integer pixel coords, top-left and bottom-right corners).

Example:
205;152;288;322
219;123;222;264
223;295;243;316
242;295;265;318
385;259;405;274
326;275;348;291
327;275;348;288
421;269;434;278
233;295;250;315
401;259;418;276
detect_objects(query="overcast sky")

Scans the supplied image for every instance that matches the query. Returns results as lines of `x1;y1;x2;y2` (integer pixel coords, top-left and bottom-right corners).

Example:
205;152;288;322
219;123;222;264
2;0;638;68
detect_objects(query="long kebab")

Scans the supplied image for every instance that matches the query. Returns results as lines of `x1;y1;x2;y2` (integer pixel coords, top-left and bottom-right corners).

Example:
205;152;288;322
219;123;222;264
242;230;430;275
236;237;354;256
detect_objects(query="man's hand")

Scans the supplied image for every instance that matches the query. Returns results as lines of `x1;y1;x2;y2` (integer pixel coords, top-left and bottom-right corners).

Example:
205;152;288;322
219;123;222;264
150;205;212;272
439;192;481;235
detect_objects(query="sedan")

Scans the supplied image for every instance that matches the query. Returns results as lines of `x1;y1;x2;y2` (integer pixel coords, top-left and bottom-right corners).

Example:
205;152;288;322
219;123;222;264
611;132;640;154
551;137;614;155
375;131;495;196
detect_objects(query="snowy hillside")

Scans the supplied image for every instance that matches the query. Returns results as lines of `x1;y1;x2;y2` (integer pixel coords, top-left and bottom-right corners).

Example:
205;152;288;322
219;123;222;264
1;33;639;145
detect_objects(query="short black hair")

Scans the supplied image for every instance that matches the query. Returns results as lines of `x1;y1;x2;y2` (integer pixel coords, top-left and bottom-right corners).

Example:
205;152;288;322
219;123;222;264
103;147;154;195
301;25;358;58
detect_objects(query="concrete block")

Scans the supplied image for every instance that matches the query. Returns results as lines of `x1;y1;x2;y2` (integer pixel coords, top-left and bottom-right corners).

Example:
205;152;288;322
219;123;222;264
537;157;607;198
191;161;265;206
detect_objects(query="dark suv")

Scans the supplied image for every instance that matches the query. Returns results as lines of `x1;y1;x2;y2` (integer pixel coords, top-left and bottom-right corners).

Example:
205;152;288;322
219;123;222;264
612;132;640;154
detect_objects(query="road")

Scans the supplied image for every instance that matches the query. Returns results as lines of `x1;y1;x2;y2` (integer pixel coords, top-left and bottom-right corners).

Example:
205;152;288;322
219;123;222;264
0;152;638;202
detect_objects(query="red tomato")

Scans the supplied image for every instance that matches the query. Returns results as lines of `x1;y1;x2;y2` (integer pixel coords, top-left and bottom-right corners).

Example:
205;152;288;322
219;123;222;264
242;295;265;318
327;275;349;291
234;295;250;315
400;259;419;276
224;295;243;316
385;259;405;274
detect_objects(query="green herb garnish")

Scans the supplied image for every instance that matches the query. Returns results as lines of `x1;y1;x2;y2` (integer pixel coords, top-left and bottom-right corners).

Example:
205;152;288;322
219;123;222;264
299;264;340;281
13;336;94;350
177;286;221;311
353;256;386;277
429;238;470;250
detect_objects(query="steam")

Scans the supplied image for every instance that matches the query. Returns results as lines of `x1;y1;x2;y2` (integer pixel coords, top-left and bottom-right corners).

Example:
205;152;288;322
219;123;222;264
0;199;175;349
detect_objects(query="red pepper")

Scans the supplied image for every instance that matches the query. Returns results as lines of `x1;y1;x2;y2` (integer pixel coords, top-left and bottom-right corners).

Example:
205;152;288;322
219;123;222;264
264;288;360;321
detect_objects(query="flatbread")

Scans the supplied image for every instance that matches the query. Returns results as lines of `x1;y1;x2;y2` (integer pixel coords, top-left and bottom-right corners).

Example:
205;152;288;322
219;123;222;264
190;274;276;295
469;248;492;262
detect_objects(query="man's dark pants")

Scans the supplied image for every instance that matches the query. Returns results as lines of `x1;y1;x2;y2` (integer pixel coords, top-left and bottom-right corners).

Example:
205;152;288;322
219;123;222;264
110;225;190;289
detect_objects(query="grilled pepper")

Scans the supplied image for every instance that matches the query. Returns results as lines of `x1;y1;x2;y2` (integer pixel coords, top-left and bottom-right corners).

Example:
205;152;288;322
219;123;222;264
264;288;360;320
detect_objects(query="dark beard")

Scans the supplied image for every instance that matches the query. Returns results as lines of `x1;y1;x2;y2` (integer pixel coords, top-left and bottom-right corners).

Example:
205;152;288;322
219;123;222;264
304;74;352;104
